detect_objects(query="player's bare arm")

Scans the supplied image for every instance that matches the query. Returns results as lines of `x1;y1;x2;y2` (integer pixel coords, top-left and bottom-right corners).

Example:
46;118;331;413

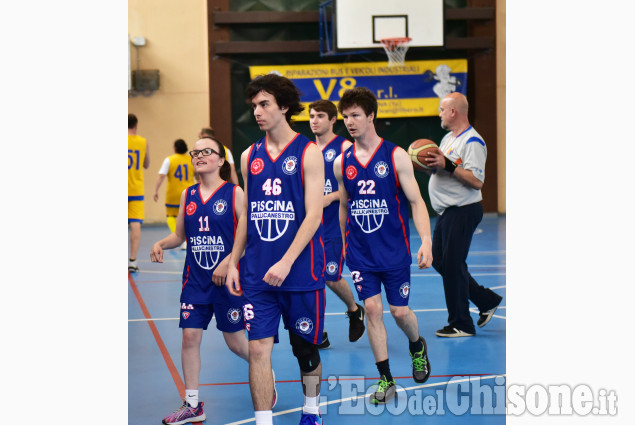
333;154;348;252
393;147;433;269
150;189;187;263
263;143;325;286
225;149;251;296
212;186;244;286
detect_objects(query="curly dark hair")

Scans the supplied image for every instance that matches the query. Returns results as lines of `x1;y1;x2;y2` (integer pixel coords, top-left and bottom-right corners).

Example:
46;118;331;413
337;87;378;123
246;73;304;123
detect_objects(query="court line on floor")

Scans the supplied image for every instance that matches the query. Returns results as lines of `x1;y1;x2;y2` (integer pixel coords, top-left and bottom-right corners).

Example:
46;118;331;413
129;306;506;322
128;272;184;396
224;374;506;425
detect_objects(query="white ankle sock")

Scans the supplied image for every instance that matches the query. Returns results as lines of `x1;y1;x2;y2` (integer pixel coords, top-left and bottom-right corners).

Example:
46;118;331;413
303;395;320;414
184;389;198;407
255;410;273;425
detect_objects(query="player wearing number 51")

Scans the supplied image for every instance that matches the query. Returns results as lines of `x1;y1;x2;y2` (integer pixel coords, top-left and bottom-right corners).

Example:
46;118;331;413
333;87;433;405
150;136;268;425
153;138;196;249
225;73;326;425
128;114;150;272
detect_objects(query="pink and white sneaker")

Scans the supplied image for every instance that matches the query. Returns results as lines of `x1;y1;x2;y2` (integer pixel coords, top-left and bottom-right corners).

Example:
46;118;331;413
162;400;206;425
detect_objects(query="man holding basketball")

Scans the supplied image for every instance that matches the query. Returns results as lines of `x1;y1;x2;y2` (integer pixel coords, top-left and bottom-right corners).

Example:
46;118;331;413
225;74;326;425
424;92;503;337
333;87;433;405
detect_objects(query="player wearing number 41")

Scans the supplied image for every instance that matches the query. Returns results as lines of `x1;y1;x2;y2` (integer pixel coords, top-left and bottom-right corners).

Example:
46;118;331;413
333;87;433;405
153;139;195;250
423;92;502;337
309;99;366;350
150;136;278;425
128;113;150;272
225;74;326;425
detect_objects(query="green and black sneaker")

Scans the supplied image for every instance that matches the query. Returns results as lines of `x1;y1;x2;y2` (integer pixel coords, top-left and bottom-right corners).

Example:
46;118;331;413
370;375;396;404
410;336;431;383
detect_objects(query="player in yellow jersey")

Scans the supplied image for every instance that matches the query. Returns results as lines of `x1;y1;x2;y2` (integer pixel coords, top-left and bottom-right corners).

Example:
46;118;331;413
153;139;195;249
198;127;239;185
128;114;150;272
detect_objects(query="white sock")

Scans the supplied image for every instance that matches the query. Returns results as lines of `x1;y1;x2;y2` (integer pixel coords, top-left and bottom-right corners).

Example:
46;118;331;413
303;395;320;415
184;389;198;407
254;410;273;425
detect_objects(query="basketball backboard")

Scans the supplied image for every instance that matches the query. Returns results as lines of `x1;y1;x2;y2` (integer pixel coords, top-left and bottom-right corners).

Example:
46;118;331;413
320;0;444;56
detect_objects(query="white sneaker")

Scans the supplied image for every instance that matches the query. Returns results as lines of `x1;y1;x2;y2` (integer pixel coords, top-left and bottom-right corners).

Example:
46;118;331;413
180;241;187;250
128;259;139;272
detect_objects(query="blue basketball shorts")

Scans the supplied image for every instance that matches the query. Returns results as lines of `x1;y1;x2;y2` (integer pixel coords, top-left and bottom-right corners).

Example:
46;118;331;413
179;301;245;332
349;267;411;307
241;288;326;345
323;237;345;282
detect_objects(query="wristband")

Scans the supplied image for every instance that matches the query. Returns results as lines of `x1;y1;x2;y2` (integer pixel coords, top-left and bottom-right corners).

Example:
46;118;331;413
444;157;457;174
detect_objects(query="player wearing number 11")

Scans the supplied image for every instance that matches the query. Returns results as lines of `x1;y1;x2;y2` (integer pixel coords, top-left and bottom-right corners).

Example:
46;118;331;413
334;87;433;405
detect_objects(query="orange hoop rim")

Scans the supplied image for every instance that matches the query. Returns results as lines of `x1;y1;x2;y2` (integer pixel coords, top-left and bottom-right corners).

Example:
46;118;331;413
380;37;412;49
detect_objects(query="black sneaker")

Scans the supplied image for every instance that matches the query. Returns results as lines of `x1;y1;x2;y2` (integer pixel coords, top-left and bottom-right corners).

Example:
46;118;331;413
409;336;431;383
477;300;501;328
370;375;396;405
435;325;474;338
346;303;366;342
317;331;330;349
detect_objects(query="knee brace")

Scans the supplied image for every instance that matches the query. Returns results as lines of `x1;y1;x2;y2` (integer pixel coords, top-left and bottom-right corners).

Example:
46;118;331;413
289;331;320;373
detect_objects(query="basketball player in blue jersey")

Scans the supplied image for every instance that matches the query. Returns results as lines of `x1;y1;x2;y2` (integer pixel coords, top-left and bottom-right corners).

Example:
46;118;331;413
150;137;277;425
309;100;366;349
225;74;326;425
334;87;433;405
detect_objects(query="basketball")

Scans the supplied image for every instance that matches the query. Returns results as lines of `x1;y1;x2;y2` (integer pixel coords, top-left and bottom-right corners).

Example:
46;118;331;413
407;139;439;171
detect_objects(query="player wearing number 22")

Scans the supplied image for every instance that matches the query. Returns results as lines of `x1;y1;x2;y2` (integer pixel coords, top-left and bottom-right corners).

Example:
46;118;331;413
334;87;433;405
225;74;326;425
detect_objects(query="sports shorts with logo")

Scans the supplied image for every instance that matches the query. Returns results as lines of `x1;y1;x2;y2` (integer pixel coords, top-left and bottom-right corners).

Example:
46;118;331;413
179;301;245;332
323;237;344;282
241;288;325;345
349;267;411;307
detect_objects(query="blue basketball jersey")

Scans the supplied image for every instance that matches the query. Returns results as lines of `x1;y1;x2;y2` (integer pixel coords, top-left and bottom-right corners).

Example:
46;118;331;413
241;133;325;291
321;135;349;240
341;139;411;271
181;182;238;304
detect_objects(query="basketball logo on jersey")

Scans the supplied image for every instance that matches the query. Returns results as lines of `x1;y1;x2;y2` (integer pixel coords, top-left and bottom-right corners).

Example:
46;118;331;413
399;282;410;298
346;165;357;180
251;200;295;242
374;161;389;178
190;235;224;270
227;308;242;324
324;149;337;162
182;311;190;320
213;199;228;215
282;156;298;175
251;158;265;175
350;198;389;233
186;202;197;216
356;284;362;293
326;261;338;276
295;317;314;334
191;189;196;195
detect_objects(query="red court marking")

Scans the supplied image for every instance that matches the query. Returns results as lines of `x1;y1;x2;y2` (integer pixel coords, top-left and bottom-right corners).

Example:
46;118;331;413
129;272;185;396
200;373;493;386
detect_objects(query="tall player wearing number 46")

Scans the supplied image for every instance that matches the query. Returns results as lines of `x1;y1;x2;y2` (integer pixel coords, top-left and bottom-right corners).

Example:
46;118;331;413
334;87;433;405
150;137;277;425
225;74;326;425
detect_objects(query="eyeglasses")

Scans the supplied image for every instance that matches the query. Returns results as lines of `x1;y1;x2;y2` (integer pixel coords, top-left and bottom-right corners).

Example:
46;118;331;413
189;148;219;158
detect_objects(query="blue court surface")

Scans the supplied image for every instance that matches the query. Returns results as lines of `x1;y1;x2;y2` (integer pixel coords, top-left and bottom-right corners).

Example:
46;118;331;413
129;214;506;425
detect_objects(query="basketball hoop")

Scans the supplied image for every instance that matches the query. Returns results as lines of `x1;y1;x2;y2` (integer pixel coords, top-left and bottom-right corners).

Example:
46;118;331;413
380;37;412;67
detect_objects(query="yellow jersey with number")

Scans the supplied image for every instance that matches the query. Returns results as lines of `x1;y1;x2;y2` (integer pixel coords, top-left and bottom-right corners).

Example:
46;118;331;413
128;134;147;198
166;153;194;207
